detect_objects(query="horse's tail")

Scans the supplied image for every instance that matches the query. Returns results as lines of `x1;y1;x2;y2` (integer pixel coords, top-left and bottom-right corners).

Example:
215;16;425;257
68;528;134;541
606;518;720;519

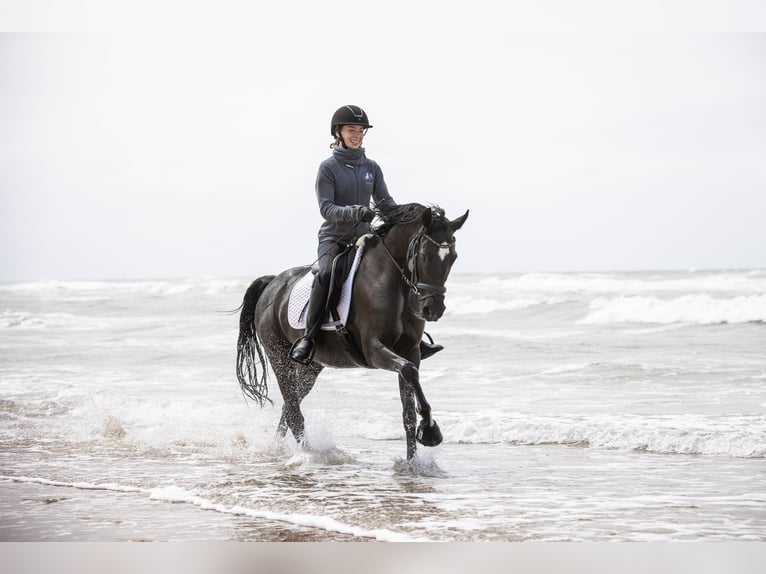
236;275;276;407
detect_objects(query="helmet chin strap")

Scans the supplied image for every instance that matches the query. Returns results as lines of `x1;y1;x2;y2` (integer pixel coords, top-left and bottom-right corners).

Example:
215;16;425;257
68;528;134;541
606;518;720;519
335;128;352;149
331;127;345;148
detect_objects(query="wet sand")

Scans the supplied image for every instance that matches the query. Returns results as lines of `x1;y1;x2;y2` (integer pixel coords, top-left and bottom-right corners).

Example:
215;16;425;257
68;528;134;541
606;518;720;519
0;480;362;542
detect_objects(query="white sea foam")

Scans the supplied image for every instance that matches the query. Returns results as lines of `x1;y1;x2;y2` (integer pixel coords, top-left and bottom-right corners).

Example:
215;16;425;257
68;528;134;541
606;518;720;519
580;294;766;325
1;475;144;493
1;475;425;541
283;445;359;467
148;485;424;541
443;412;766;458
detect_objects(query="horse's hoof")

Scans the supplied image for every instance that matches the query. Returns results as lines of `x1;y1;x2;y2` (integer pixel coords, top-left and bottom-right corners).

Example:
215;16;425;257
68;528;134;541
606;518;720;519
416;419;443;447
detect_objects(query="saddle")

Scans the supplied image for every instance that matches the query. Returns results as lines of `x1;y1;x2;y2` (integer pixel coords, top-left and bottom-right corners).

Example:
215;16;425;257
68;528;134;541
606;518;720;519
288;236;373;367
287;236;370;331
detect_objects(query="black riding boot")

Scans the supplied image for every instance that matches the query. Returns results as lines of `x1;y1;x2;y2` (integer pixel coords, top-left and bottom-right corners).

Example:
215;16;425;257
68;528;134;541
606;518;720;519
419;332;443;360
289;278;329;365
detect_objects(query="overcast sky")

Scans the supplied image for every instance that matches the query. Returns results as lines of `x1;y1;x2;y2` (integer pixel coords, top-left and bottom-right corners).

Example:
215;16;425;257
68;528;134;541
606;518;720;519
2;2;766;281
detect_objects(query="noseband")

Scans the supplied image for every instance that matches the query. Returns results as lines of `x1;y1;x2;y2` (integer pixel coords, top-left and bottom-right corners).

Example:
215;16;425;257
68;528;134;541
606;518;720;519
380;228;455;301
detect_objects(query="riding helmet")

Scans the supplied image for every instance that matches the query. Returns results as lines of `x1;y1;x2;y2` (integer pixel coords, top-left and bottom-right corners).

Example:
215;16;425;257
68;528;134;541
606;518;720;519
330;105;372;136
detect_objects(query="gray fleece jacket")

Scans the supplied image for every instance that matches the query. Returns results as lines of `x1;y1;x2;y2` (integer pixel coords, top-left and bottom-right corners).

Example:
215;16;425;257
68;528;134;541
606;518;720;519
315;145;395;245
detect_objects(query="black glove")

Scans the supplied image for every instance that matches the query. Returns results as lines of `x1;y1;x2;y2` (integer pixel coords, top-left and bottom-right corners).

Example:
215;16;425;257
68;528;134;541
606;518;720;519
359;207;374;223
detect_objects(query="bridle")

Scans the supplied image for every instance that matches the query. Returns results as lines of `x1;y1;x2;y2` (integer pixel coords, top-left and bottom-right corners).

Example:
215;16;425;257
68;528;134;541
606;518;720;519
379;227;455;302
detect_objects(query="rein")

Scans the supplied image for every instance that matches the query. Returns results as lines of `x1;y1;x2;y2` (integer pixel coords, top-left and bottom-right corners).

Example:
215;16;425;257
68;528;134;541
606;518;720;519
378;228;454;300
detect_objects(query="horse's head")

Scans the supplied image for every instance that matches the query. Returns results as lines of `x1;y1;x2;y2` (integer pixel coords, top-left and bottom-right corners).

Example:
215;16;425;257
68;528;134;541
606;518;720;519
408;206;469;321
374;203;469;321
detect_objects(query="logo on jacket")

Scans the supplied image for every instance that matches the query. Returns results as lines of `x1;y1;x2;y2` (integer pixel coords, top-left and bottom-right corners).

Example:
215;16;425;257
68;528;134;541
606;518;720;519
364;172;374;184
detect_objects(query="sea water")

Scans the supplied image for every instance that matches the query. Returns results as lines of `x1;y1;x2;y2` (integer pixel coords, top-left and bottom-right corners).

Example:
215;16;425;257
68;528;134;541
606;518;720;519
1;270;764;541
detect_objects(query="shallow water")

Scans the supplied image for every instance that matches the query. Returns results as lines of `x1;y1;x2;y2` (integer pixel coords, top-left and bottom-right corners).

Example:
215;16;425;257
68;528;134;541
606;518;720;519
1;271;765;541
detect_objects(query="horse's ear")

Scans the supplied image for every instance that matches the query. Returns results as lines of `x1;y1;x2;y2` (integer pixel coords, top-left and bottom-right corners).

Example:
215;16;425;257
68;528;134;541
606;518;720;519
422;207;433;228
450;210;469;232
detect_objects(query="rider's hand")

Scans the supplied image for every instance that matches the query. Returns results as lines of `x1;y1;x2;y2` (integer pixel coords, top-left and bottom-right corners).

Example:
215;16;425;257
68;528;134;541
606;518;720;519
359;207;374;223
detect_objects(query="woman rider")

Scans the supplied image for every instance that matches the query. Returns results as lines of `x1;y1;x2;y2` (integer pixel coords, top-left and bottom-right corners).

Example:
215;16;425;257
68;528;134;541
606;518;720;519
289;105;443;364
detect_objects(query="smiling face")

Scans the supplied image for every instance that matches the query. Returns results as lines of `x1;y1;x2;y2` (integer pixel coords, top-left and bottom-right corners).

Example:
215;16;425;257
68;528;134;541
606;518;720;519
337;125;366;149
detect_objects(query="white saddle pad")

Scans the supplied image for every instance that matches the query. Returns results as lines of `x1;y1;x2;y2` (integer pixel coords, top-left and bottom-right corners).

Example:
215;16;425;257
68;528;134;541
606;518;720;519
287;242;366;331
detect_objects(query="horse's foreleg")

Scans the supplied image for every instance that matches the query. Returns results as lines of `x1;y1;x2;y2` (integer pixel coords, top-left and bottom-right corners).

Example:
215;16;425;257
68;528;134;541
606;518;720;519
367;343;432;421
399;361;433;426
398;374;417;459
367;341;442;455
400;354;443;449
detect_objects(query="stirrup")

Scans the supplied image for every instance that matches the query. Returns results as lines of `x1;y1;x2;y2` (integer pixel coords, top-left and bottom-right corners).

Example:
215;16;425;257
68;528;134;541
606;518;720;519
289;337;315;365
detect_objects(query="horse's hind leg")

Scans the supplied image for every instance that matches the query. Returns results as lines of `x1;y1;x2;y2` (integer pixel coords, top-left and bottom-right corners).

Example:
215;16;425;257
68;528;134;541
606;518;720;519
276;409;289;439
274;360;322;446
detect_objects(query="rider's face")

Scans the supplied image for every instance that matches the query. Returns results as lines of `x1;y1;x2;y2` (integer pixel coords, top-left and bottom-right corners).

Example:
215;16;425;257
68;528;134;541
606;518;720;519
339;125;366;149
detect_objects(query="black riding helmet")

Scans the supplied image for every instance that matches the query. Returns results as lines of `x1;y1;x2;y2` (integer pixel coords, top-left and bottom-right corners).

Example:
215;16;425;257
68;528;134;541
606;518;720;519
330;105;372;137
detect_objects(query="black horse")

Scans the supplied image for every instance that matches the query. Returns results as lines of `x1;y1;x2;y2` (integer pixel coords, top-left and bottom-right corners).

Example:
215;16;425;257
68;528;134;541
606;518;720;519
236;203;468;460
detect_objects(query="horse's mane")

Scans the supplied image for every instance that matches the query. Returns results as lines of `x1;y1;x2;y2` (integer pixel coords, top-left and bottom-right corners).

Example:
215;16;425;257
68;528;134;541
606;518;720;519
373;202;446;237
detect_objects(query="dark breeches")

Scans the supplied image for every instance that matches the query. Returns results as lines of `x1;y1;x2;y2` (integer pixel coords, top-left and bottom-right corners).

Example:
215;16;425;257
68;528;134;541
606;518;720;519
317;240;355;309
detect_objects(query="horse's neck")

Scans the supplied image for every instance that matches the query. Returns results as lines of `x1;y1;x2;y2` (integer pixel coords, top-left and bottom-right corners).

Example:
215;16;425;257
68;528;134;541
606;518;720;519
381;223;419;262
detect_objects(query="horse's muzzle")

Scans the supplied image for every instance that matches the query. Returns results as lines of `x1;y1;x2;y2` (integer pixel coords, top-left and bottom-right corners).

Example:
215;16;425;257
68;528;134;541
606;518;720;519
421;294;446;322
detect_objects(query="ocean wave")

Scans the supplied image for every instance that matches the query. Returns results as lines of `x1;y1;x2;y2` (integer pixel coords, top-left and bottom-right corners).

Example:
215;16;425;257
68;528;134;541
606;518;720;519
452;269;766;296
445;295;569;316
580;294;766;325
442;412;766;458
3;270;765;301
0;278;248;298
0;310;83;329
0;309;122;330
